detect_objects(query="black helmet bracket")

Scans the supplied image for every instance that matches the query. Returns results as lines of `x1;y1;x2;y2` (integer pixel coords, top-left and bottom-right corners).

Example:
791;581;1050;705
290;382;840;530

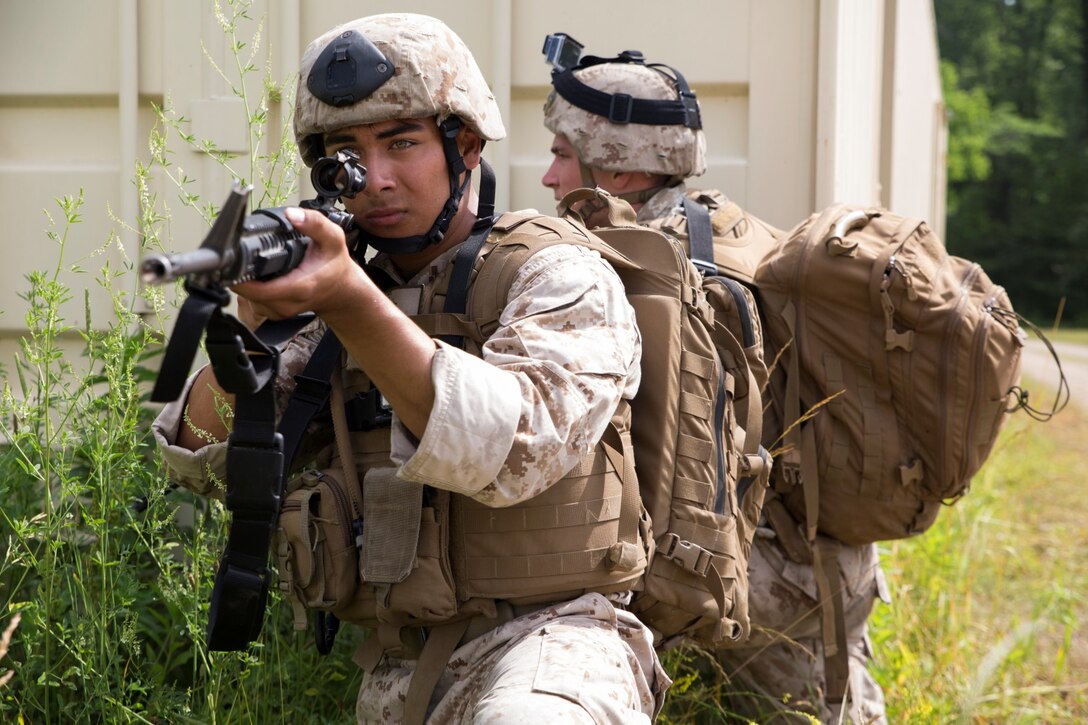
308;30;395;107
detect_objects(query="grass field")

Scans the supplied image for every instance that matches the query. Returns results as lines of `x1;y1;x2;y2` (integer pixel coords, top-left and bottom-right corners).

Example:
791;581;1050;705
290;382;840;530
1042;327;1088;346
872;397;1088;723
658;372;1087;724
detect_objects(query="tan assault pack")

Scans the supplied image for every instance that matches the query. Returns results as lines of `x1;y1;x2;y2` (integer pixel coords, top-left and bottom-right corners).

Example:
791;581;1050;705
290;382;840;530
754;204;1035;546
642;187;783;285
467;189;772;647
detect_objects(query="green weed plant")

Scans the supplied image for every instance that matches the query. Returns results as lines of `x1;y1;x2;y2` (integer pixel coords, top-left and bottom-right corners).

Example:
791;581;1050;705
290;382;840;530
0;2;361;722
871;392;1088;724
2;1;1084;722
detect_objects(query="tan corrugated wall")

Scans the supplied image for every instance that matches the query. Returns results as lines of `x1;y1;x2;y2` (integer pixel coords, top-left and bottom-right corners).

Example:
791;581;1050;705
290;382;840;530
0;0;944;355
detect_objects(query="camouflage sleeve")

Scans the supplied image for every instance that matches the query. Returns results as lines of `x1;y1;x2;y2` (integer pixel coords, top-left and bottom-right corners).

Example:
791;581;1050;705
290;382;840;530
150;367;229;498
392;243;641;506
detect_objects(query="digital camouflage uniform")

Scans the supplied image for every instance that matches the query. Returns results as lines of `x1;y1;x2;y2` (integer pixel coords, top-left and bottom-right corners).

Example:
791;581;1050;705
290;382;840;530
544;52;890;724
152;13;669;723
153;241;669;722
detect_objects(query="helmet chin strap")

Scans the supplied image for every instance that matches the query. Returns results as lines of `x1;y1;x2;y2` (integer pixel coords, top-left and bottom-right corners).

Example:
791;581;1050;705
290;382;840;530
360;117;472;255
575;161;670;218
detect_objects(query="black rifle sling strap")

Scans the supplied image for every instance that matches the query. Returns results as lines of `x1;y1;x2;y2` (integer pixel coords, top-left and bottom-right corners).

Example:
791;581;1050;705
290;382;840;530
277;328;343;472
151;285;232;403
204;309;290;650
207;317;349;651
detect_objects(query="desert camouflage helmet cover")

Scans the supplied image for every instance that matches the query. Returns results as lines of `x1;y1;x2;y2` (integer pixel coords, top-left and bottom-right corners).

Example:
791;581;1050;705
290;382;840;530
544;62;706;178
294;13;506;166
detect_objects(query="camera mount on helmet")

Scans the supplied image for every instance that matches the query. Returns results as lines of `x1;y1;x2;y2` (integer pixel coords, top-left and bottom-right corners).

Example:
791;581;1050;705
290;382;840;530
542;32;585;73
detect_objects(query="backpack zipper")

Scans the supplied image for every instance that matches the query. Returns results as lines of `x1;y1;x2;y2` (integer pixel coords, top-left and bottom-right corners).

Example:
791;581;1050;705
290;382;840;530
712;361;730;515
939;262;983;486
707;275;755;515
959;288;1000;485
673;239;734;517
710;276;756;347
315;472;357;549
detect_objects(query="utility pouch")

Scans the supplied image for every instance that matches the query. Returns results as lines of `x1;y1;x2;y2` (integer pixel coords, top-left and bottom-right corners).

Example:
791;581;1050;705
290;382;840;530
276;468;364;628
361;466;422;583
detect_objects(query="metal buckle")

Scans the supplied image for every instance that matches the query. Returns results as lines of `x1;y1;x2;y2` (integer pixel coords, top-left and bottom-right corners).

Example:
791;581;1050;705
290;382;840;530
608;93;634;124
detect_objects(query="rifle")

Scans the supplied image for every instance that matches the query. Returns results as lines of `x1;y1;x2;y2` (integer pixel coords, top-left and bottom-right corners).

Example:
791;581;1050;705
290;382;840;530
141;150;366;288
145;150;365;651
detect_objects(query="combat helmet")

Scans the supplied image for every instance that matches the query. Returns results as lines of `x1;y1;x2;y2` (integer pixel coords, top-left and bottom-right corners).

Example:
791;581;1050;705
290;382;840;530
295;14;506;253
543;34;706;205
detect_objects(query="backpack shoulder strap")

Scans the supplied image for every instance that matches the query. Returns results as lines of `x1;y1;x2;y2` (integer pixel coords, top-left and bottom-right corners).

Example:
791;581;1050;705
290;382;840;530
457;200;641;341
682;195;716;275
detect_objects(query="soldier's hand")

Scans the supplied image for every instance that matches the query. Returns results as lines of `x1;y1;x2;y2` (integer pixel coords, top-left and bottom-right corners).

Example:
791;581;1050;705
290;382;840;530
232;207;373;320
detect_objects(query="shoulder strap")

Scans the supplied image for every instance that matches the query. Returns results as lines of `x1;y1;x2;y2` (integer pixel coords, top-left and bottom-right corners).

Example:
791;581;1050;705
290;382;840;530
440;160;498;348
682;195;716;276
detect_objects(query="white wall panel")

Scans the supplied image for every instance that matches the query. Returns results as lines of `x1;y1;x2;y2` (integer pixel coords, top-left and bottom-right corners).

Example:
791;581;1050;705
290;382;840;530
0;0;946;346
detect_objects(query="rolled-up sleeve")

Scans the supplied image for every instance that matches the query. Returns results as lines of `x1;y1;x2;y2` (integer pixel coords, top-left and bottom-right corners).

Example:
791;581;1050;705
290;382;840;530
392;243;641;506
151;368;229;498
150;317;325;497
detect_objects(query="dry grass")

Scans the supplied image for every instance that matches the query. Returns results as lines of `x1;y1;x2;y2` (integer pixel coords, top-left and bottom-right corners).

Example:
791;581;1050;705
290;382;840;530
872;395;1088;723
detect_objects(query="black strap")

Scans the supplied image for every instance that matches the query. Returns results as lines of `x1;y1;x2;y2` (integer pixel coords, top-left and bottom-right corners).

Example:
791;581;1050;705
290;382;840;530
439;159;498;348
206;313;286;650
552;61;701;129
683;196;717;277
277;328;344;474
151;286;231;402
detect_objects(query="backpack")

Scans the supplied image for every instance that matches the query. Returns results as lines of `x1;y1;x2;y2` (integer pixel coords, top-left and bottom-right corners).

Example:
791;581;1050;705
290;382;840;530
641;187;783;285
753;203;1034;546
462;188;772;647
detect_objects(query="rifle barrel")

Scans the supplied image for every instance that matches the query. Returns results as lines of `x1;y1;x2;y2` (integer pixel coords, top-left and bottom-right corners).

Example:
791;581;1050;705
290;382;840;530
141;248;225;285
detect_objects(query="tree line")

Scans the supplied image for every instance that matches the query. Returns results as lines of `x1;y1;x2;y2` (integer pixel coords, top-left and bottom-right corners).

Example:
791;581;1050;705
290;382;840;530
937;0;1088;326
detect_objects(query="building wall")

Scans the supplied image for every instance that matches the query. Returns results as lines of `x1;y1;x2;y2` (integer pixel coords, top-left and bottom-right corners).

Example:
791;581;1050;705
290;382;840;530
0;0;945;357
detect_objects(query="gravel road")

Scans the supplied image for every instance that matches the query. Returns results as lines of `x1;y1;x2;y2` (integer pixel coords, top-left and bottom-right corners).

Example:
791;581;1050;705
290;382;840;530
1019;337;1081;412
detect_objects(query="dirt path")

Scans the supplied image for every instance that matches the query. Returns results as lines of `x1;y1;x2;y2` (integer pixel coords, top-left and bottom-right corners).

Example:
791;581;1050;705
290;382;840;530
1020;337;1082;411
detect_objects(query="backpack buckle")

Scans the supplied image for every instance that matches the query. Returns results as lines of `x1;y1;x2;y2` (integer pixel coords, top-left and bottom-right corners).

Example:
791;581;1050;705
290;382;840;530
691;257;717;277
659;533;712;576
780;460;803;487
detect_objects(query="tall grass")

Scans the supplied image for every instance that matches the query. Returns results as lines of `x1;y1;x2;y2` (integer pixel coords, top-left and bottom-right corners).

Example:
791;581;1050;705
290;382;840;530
0;2;362;722
871;396;1088;723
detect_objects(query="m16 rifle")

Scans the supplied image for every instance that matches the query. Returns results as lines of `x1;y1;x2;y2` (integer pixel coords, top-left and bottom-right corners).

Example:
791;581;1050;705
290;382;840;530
146;150;365;652
146;149;365;404
142;149;366;289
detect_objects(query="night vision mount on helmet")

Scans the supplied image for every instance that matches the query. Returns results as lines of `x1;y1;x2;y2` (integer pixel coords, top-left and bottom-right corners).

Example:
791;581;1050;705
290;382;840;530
543;32;701;130
295;14;506;256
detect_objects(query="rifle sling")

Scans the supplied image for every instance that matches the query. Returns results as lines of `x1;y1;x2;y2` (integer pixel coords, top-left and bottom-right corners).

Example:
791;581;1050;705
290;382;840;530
151;285;230;402
206;314;333;650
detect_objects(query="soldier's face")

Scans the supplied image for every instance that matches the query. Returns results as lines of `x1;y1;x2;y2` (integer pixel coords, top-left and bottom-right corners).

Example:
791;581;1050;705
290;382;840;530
542;134;595;200
323;119;478;242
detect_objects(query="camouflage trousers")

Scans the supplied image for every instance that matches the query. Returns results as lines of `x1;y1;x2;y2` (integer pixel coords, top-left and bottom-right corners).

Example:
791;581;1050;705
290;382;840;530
356;592;670;724
716;528;891;724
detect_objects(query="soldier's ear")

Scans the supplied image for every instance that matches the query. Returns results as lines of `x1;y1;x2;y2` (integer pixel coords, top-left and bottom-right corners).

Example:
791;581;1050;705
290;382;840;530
609;170;645;192
457;127;483;170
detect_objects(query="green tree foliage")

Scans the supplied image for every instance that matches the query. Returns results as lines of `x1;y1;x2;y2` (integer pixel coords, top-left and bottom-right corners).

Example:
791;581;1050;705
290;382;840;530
942;60;993;187
936;0;1088;325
